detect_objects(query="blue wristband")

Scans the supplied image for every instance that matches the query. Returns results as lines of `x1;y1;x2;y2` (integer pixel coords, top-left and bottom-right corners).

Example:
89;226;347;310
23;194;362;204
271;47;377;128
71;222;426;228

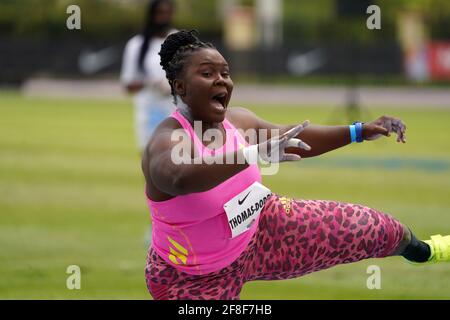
349;125;357;143
353;122;364;143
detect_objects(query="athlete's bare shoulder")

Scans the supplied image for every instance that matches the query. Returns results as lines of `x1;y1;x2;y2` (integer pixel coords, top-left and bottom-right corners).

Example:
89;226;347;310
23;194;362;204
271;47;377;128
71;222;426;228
142;117;181;168
141;116;186;200
147;116;181;145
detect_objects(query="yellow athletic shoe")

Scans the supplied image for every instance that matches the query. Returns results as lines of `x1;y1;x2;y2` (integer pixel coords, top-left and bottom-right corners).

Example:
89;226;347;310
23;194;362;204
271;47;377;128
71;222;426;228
423;234;450;264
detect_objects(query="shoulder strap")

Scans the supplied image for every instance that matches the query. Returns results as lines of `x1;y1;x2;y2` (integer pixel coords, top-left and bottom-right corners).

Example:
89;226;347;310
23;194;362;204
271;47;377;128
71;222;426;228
170;110;205;153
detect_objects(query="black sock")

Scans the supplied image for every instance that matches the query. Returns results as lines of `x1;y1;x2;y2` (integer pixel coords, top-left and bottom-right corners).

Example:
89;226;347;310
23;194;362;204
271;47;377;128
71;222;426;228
402;232;432;263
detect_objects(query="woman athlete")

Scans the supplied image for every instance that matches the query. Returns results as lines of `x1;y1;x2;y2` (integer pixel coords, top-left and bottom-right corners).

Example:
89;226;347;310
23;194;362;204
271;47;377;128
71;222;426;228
142;30;449;300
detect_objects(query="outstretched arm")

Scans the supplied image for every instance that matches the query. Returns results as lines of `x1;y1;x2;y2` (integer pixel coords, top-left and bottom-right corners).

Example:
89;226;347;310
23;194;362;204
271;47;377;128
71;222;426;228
285;124;357;158
144;121;306;196
285;115;407;158
228;108;407;158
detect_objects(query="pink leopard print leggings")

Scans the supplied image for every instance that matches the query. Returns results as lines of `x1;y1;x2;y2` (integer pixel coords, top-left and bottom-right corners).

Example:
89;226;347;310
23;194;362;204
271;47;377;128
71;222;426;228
145;194;405;300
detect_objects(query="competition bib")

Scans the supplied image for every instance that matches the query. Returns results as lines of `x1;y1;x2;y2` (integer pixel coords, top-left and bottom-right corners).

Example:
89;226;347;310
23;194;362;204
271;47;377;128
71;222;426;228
224;182;272;238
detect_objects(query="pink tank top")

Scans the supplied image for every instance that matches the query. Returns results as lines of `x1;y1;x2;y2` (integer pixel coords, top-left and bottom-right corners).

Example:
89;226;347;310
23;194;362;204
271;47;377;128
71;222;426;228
147;110;262;275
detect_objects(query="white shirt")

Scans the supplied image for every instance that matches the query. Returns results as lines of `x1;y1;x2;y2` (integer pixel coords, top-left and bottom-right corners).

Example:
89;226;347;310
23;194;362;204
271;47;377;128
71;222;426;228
120;32;177;150
120;34;168;87
120;32;176;117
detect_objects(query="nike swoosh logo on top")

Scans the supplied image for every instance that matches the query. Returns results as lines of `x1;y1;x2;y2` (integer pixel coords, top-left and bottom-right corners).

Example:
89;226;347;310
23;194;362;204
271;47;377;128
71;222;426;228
238;191;251;205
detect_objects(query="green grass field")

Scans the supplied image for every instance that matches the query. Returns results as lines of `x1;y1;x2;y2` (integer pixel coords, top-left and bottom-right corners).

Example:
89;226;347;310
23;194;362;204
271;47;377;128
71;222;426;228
1;91;449;299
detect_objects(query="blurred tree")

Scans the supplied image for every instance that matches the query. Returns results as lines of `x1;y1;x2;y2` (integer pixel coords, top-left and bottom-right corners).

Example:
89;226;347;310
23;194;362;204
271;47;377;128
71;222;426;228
382;0;450;39
0;0;449;42
172;0;221;37
283;0;450;45
0;0;142;39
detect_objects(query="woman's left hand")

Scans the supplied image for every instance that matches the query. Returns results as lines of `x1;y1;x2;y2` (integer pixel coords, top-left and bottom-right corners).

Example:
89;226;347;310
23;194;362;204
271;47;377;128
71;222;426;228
363;115;407;143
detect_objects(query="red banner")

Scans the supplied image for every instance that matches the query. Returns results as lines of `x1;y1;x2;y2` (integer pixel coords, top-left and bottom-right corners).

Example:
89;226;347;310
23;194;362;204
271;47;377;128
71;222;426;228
429;42;450;80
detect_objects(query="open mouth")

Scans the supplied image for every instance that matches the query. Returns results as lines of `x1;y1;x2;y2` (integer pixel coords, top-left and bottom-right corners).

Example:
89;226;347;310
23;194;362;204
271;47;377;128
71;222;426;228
211;92;227;109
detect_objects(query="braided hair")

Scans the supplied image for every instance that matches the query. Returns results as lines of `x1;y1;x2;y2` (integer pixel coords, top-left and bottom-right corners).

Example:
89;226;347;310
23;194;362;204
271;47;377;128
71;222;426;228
159;30;215;104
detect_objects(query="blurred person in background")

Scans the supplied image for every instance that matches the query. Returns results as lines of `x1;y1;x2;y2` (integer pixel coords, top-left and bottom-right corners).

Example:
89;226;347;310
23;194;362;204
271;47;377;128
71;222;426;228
121;0;176;247
121;0;177;153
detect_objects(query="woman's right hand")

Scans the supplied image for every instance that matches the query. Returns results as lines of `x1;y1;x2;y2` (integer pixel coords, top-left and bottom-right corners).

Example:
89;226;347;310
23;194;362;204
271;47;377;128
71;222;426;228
244;120;311;164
